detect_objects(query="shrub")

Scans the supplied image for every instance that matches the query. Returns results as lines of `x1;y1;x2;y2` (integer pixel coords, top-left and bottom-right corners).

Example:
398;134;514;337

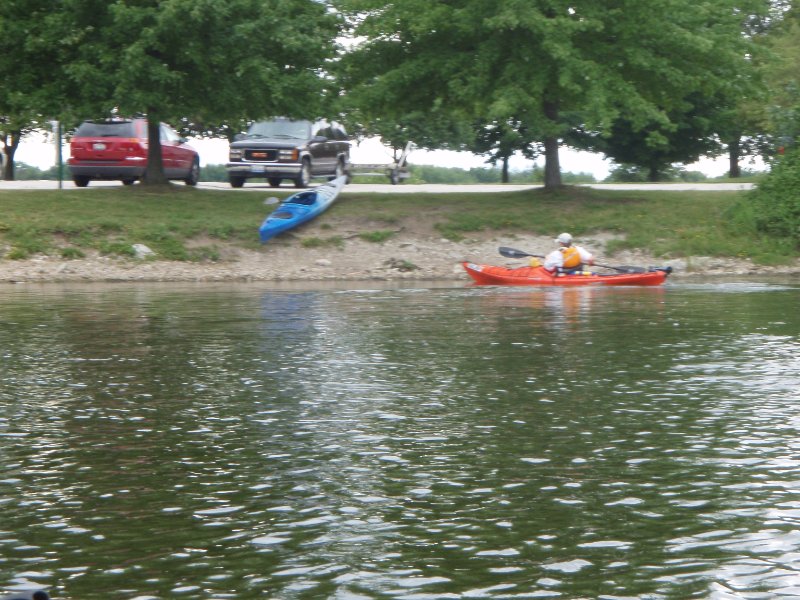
736;149;800;246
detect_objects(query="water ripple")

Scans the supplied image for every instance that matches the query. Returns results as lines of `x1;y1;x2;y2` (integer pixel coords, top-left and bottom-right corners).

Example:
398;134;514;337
0;284;799;598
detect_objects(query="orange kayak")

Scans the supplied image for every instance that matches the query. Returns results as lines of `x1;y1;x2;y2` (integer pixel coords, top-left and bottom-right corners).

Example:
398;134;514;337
462;262;671;286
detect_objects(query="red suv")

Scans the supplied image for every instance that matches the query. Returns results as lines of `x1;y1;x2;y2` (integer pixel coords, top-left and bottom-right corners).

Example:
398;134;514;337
67;118;200;187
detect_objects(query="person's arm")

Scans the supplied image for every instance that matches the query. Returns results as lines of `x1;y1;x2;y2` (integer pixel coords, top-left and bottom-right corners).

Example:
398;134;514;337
543;250;562;272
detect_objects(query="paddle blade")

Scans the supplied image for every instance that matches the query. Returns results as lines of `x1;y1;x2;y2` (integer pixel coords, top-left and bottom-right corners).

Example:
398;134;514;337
594;263;647;274
614;266;647;274
498;246;544;259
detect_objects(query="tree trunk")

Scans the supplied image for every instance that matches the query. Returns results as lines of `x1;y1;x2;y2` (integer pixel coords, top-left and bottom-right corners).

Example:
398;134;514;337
543;135;561;189
1;132;21;181
141;113;169;186
647;165;660;182
728;137;741;178
501;156;509;183
542;100;562;189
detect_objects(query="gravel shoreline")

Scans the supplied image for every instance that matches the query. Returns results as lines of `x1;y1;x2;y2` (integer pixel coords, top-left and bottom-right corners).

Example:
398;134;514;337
2;233;798;284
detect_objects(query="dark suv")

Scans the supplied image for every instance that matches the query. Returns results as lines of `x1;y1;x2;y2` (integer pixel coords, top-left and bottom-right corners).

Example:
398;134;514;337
226;118;350;188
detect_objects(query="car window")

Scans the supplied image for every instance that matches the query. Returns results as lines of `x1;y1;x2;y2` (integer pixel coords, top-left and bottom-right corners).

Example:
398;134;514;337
309;121;325;137
160;124;181;143
247;120;311;139
74;121;137;138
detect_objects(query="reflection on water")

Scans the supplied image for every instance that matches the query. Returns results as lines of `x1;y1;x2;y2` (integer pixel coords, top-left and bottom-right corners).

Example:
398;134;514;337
0;281;799;599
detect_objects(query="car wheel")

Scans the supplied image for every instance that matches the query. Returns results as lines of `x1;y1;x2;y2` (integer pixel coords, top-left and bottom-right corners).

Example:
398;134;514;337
330;160;345;181
122;178;135;186
229;176;245;188
294;159;311;188
268;178;282;188
184;159;200;186
73;176;90;187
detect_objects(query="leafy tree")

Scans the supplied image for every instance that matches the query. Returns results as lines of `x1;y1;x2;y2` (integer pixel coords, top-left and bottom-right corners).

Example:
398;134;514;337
707;0;795;177
335;0;766;190
49;0;338;183
0;0;68;180
471;118;540;183
589;93;722;181
758;5;800;154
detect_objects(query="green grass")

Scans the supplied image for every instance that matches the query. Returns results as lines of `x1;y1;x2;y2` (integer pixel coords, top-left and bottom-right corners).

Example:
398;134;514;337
358;230;397;243
0;185;269;260
0;183;796;264
300;235;344;249
334;186;795;263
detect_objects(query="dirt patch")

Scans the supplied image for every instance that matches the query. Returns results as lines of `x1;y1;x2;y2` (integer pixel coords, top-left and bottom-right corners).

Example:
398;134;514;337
1;218;798;283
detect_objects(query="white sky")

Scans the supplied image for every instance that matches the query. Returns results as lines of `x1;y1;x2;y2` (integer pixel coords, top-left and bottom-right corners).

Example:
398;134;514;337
15;128;745;180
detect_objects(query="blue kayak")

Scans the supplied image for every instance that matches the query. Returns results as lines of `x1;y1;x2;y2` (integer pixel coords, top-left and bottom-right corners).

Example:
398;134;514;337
258;176;347;243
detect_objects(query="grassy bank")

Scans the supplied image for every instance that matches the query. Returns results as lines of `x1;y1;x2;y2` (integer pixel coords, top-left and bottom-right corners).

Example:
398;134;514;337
0;184;793;265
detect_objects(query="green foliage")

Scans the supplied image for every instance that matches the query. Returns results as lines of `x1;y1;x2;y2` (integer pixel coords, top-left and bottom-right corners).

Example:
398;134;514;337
4;225;50;259
199;163;230;182
1;0;339;182
403;164;592;185
605;165;710;183
188;246;221;262
59;246;85;259
65;0;339;125
335;0;765;188
300;236;344;248
97;240;136;257
385;258;418;271
359;230;396;243
592;93;726;181
729;149;800;246
758;8;800;154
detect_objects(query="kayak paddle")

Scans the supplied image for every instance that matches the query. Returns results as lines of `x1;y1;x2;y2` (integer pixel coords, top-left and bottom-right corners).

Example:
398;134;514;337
497;246;650;274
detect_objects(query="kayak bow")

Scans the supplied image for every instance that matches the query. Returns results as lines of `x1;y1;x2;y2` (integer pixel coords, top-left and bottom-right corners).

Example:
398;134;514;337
259;175;346;243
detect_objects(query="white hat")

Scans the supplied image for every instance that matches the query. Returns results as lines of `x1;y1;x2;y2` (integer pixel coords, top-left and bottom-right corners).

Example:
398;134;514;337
555;232;572;245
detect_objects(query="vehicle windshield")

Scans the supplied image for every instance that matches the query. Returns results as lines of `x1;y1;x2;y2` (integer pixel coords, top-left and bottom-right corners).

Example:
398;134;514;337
74;121;137;138
246;120;311;140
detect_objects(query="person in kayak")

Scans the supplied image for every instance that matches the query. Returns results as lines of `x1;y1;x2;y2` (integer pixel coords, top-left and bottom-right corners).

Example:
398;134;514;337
542;233;594;274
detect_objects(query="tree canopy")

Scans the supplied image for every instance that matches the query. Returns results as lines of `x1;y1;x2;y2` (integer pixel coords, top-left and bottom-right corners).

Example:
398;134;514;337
0;0;73;179
3;0;791;187
1;0;340;183
759;5;800;152
335;0;768;188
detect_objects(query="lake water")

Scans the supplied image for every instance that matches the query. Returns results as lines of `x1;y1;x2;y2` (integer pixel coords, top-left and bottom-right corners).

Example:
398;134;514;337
1;279;799;599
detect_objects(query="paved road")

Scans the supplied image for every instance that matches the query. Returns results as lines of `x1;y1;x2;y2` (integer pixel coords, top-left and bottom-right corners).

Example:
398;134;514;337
0;180;755;192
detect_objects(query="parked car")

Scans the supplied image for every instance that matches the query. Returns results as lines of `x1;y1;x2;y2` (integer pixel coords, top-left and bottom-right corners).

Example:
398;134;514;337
226;117;350;188
67;118;200;187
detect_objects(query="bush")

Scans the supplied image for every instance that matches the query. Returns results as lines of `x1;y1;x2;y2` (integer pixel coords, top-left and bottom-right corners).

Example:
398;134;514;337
737;149;800;246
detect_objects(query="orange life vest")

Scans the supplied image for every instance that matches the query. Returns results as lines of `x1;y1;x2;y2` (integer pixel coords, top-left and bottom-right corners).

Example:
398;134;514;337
560;246;581;269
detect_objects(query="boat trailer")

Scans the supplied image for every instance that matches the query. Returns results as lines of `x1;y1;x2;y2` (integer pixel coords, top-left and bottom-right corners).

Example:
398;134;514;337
347;141;414;185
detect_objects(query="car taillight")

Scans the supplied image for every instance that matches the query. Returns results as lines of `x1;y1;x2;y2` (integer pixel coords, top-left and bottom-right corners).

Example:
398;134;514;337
121;138;146;155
